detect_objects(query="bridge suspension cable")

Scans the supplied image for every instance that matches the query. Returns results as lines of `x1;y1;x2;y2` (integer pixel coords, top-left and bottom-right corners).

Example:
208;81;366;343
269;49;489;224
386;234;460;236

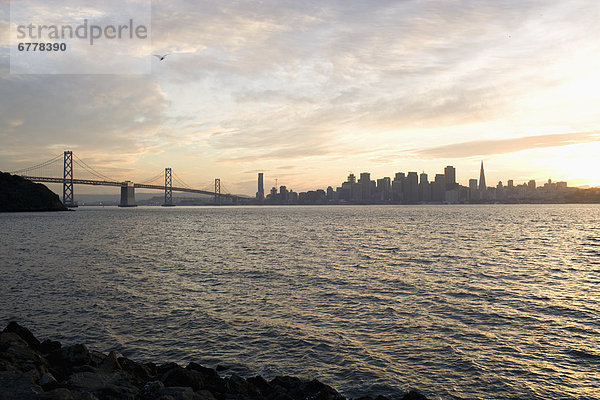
73;154;116;182
9;154;63;175
220;182;233;195
199;180;215;192
138;171;164;184
172;171;192;189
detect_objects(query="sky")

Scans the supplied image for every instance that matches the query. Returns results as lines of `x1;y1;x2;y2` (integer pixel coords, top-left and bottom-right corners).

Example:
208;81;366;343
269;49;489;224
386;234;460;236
1;0;600;196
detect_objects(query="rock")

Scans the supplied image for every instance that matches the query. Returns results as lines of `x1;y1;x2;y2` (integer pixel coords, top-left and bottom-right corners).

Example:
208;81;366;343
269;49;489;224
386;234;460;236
140;380;165;399
67;371;138;399
225;373;260;398
99;351;122;372
39;371;59;390
39;389;101;400
0;331;47;373
118;357;156;387
0;324;429;400
49;344;93;370
158;362;182;375
0;369;43;399
0;172;68;212
401;390;428;400
161;366;203;391
308;379;346;400
247;375;271;395
186;362;226;393
89;350;107;366
37;388;75;399
195;389;218;400
186;362;219;379
157;386;195;400
70;392;100;400
2;322;41;351
0;331;26;349
269;376;345;400
41;339;62;354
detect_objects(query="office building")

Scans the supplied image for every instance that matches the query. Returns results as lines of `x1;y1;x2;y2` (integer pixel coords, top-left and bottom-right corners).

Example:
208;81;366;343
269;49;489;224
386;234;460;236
406;172;419;203
419;172;430;202
469;179;477;191
392;172;405;202
376;177;391;201
444;166;456;190
432;174;445;202
479;161;486;191
256;173;264;200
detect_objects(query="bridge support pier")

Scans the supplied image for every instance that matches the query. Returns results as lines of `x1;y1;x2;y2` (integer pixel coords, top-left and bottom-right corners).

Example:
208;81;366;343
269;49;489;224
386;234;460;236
119;181;137;207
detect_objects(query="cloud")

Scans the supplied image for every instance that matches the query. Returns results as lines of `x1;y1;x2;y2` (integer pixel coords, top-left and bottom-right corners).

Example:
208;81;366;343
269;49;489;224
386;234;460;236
3;0;600;189
0;72;168;169
149;0;600;165
414;131;600;159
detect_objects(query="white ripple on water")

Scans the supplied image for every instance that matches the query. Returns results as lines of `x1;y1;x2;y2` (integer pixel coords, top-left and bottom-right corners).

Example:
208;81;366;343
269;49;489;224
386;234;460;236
1;204;600;400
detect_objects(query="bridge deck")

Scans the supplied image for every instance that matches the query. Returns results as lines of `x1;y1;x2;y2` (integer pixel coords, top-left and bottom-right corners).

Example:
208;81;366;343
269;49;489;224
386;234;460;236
20;176;233;198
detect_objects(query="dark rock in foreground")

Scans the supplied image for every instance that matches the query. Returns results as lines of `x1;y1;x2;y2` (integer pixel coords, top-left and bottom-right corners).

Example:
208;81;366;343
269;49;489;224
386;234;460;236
0;172;67;212
0;322;428;400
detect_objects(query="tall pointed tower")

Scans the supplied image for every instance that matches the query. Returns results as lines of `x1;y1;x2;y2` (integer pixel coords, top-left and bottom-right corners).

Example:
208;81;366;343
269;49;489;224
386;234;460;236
478;161;486;191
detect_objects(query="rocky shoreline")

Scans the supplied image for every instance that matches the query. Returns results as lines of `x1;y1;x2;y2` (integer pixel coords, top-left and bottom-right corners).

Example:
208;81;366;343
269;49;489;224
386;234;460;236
0;323;427;400
0;172;67;212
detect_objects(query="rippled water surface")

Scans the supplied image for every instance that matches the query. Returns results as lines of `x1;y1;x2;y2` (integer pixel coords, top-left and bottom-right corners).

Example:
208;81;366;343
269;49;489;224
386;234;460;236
1;205;599;399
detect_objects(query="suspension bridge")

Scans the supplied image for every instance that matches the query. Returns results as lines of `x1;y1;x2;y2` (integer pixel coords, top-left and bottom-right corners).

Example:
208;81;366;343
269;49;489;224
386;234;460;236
8;151;237;207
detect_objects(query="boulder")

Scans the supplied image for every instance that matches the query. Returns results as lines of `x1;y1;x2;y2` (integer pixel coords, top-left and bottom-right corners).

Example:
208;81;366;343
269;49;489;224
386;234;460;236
39;371;59;391
49;344;94;370
140;380;164;399
41;339;62;355
37;388;75;399
156;386;195;400
99;351;122;372
161;366;203;391
2;322;41;351
118;357;156;386
268;376;344;400
0;369;43;399
247;375;271;396
225;373;261;398
186;362;219;379
0;331;47;373
186;362;226;393
401;390;428;400
67;370;138;399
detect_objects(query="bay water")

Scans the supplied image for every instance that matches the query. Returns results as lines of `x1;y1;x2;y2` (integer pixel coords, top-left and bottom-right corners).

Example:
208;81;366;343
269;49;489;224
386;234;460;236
1;205;599;399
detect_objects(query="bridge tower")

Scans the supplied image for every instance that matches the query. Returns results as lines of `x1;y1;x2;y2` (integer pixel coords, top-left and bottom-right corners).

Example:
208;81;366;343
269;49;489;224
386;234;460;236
63;151;75;207
214;178;221;205
163;168;173;206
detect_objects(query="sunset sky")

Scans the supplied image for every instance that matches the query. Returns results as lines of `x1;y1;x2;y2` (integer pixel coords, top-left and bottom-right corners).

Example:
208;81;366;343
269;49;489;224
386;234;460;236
1;0;599;195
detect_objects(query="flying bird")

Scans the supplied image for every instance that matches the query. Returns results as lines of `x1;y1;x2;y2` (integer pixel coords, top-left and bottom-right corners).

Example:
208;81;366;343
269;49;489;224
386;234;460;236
154;54;169;61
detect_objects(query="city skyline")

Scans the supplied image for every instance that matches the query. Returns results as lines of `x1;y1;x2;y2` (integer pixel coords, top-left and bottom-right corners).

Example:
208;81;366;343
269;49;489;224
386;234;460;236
4;155;596;202
2;1;600;193
253;159;584;205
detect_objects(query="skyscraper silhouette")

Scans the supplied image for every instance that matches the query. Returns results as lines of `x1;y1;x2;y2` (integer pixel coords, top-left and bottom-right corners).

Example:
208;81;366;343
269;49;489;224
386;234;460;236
257;173;264;200
479;161;486;191
444;166;456;190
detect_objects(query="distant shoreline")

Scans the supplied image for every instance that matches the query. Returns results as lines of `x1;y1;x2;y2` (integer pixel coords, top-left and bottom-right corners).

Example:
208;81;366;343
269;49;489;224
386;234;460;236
70;201;600;207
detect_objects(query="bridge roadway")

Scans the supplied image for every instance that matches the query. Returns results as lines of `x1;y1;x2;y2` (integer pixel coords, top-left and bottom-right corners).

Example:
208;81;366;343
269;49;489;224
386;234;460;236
20;176;232;198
